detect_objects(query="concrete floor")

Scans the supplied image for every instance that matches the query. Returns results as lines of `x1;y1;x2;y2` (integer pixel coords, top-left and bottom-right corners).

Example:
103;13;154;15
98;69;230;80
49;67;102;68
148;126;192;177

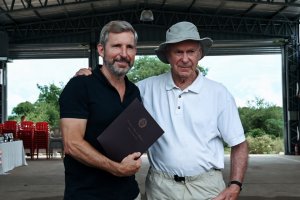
0;154;300;200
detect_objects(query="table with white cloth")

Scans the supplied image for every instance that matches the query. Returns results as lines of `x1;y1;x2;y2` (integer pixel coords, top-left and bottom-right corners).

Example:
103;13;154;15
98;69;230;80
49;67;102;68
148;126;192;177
0;140;28;174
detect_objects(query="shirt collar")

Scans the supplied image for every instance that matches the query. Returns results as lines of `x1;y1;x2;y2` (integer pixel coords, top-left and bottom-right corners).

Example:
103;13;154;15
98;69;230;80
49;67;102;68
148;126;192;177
165;69;204;94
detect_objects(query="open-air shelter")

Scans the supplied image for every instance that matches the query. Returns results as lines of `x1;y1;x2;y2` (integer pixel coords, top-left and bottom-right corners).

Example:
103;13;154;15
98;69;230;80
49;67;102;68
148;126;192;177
0;0;299;155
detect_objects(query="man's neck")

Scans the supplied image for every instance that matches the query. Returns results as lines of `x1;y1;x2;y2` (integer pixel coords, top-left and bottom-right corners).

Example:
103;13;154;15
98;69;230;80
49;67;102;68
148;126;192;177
101;66;125;85
100;66;126;101
173;70;198;90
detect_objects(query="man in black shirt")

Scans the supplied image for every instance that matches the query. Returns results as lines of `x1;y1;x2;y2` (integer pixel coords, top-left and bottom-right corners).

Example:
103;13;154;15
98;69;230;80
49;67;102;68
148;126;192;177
59;20;142;200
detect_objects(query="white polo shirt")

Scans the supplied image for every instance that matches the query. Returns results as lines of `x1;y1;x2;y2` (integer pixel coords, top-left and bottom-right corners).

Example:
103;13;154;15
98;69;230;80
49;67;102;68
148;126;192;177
137;71;245;176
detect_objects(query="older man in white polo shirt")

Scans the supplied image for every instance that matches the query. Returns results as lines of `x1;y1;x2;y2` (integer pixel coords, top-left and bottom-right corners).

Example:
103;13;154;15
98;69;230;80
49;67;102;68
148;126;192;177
136;21;248;200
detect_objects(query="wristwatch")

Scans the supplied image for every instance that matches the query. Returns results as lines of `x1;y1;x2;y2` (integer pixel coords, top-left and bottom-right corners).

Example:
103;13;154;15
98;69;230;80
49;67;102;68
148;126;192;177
228;180;243;191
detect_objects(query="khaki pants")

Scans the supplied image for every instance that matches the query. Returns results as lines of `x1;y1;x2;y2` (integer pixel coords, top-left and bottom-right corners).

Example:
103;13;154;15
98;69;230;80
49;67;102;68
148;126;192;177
144;168;226;200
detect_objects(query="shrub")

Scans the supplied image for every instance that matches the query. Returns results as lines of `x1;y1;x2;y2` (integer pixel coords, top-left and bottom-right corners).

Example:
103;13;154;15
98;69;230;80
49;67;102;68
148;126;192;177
247;135;272;154
271;137;284;154
247;135;283;154
247;128;266;138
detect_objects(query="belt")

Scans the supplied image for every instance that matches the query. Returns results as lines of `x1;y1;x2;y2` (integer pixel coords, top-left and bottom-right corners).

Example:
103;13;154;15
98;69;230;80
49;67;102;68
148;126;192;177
174;175;186;182
149;167;221;183
174;168;221;182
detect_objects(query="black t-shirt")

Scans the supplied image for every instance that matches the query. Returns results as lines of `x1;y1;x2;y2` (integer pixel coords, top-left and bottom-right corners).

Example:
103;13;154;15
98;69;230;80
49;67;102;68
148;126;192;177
59;66;141;200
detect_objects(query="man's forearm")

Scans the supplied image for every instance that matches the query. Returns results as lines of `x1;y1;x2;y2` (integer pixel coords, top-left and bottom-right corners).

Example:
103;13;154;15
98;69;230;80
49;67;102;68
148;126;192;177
230;141;249;182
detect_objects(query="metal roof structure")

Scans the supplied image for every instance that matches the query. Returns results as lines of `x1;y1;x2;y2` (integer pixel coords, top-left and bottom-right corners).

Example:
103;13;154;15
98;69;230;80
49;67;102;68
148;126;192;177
0;0;299;155
0;0;299;57
1;0;300;27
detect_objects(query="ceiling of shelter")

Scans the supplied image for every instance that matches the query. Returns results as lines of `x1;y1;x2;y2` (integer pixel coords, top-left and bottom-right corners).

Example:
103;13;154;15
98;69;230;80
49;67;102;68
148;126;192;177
0;0;300;58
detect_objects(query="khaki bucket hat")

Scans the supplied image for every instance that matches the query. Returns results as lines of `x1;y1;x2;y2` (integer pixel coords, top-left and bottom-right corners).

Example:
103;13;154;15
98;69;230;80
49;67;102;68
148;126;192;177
155;21;213;64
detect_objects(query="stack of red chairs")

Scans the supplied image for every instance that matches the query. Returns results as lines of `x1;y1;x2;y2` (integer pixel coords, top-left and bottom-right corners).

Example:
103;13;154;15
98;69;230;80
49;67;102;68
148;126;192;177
3;120;18;139
18;121;35;159
34;121;50;159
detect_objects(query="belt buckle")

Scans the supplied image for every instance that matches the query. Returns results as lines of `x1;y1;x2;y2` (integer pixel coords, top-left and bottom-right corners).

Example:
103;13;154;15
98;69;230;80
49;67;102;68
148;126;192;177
174;175;185;183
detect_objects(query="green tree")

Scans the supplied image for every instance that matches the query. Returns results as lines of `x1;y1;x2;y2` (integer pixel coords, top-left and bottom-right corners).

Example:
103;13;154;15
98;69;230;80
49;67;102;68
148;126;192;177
246;97;274;109
127;56;170;83
36;83;63;109
34;83;63;127
238;107;253;133
239;97;283;138
11;101;35;117
247;128;266;138
29;102;60;128
9;83;63;128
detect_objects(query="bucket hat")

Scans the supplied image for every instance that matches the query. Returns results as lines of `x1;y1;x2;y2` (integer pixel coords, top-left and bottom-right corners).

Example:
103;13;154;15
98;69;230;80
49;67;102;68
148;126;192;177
155;21;213;64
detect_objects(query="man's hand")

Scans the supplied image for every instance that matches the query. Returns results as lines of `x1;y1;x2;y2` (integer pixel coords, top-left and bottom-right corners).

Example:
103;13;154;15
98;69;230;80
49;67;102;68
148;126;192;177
74;67;92;77
213;185;240;200
111;152;142;177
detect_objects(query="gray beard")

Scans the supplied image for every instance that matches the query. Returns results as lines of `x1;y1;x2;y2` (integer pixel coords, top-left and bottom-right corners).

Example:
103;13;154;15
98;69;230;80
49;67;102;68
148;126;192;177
103;59;131;77
104;62;130;77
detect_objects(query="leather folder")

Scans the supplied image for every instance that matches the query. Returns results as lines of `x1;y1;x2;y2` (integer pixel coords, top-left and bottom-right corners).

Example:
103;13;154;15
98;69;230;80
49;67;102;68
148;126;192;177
97;98;164;162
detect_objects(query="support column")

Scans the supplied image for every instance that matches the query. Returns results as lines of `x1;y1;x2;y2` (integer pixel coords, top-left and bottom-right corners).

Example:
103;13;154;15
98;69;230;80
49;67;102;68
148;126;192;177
0;61;7;122
0;31;9;122
89;30;99;69
284;25;300;155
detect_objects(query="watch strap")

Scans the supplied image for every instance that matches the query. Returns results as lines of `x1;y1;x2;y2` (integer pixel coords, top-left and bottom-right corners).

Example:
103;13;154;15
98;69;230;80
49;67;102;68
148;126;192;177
228;180;243;191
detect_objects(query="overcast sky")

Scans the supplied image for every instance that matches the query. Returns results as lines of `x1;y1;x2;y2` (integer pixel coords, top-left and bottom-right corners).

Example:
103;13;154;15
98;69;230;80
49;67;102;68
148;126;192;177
201;54;282;107
6;54;282;116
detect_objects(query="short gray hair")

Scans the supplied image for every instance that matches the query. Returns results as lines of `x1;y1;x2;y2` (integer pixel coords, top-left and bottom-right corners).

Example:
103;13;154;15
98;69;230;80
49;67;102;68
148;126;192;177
99;20;138;46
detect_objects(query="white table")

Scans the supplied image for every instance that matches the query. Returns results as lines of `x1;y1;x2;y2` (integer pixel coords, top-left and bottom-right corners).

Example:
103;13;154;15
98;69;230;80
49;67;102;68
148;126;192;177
0;140;28;174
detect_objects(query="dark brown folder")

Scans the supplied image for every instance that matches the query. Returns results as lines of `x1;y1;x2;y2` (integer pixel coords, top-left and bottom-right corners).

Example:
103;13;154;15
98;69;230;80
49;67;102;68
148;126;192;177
97;98;164;162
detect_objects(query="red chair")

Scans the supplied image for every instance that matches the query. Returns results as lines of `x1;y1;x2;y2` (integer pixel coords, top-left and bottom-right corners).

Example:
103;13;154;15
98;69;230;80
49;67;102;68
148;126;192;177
3;120;18;139
0;123;3;134
34;122;50;159
18;121;35;159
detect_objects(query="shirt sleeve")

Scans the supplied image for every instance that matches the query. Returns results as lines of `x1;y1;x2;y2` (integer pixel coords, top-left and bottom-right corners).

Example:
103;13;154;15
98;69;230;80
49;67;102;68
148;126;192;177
218;88;246;147
59;76;89;119
136;79;147;103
